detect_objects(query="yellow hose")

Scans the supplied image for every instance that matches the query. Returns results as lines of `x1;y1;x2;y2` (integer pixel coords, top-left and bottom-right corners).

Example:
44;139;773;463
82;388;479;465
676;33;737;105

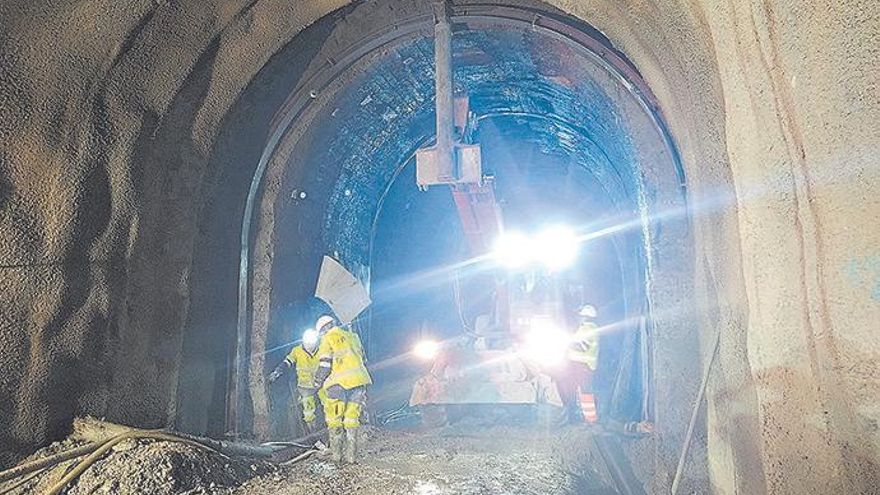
0;466;47;495
42;431;219;495
0;443;100;484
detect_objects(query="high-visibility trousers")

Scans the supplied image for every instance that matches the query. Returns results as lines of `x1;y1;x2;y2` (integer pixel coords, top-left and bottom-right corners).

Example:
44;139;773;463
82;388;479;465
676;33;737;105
579;392;598;423
298;387;326;425
324;384;367;430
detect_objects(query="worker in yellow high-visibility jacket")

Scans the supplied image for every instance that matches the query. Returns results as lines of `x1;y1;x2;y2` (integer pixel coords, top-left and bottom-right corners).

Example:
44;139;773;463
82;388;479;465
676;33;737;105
313;314;372;464
567;304;601;423
268;328;327;435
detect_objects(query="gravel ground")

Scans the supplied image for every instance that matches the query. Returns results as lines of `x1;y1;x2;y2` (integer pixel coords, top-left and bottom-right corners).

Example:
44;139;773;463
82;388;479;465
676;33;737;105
234;425;620;495
2;439;274;495
3;424;622;495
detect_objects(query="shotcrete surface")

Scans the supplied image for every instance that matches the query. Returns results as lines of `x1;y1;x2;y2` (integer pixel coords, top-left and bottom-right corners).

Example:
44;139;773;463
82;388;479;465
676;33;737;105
0;0;878;493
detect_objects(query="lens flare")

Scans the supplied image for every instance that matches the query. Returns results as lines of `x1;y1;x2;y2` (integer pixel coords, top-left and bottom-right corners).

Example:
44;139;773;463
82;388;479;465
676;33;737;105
521;318;570;366
413;339;441;360
492;231;532;268
534;225;579;270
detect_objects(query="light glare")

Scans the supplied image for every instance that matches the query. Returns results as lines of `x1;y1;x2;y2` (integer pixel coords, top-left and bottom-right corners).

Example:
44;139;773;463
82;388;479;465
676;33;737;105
491;226;579;270
302;328;319;347
534;225;579;270
413;339;441;360
492;231;532;268
522;318;570;366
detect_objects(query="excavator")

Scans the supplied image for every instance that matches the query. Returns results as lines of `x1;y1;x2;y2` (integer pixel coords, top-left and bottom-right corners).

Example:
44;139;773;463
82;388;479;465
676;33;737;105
405;1;579;425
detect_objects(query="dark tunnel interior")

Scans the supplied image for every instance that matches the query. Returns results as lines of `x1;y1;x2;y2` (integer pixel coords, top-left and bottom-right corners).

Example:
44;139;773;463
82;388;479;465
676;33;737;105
248;23;684;437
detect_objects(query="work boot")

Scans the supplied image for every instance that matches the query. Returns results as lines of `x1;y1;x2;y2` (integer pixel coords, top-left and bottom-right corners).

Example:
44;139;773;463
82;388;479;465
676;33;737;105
344;428;359;464
329;427;344;463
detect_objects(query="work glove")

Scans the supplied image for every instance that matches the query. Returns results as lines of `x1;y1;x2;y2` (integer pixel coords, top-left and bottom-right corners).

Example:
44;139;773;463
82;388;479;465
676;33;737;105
268;363;286;383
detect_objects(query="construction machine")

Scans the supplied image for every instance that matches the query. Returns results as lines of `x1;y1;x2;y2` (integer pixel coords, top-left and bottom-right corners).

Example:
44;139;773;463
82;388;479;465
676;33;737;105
406;0;575;425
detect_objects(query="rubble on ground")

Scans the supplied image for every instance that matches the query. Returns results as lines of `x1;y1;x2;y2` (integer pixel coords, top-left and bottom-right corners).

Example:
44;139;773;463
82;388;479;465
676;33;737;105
3;424;625;494
2;437;273;495
235;425;621;495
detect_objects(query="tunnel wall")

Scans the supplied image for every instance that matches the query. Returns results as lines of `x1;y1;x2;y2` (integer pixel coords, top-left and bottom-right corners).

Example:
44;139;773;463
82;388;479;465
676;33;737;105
0;2;878;495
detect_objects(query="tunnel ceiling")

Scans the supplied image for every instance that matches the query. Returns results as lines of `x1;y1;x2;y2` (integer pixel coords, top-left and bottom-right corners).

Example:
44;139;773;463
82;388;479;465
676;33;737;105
267;26;677;276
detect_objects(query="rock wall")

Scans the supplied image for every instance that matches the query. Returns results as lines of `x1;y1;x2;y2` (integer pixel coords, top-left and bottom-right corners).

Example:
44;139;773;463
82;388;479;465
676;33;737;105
0;1;877;494
0;0;350;467
566;0;880;492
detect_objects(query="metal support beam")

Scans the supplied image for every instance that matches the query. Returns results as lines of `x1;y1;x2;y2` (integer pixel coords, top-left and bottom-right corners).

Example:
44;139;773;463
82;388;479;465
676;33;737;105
432;0;455;181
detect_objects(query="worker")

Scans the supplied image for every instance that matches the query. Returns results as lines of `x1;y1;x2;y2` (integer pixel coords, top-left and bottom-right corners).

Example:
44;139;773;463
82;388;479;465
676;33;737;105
567;304;601;423
268;328;326;436
313;314;372;464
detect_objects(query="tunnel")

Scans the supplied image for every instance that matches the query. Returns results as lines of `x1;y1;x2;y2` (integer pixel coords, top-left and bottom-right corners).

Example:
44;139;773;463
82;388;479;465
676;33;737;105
1;0;878;494
233;1;687;435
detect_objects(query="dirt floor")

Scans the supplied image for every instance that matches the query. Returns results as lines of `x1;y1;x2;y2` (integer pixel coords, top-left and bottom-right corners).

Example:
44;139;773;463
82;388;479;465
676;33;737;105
2;424;625;495
235;425;620;495
3;438;271;495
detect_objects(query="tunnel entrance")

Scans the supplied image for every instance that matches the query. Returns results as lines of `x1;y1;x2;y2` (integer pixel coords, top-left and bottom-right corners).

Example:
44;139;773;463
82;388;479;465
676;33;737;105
215;1;693;462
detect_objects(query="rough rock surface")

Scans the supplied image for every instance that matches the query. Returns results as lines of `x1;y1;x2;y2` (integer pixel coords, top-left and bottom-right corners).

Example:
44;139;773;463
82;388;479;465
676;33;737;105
0;0;878;494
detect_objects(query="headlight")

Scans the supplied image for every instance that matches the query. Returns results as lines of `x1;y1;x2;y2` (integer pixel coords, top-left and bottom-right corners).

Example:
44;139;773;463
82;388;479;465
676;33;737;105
413;339;441;360
491;225;579;271
492;231;532;269
302;328;319;347
533;225;579;270
521;319;570;366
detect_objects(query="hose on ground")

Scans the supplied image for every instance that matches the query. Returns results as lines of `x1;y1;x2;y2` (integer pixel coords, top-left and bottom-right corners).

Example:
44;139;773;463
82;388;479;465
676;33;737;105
280;448;319;466
0;443;100;484
42;430;219;495
0;466;47;495
376;402;417;425
261;441;313;449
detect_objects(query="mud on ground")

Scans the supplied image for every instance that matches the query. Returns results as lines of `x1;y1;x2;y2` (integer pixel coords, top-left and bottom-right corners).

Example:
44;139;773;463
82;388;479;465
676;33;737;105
236;425;620;495
2;424;623;494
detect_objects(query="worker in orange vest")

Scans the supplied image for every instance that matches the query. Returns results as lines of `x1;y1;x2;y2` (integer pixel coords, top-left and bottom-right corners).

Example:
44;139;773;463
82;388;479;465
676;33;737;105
567;304;600;423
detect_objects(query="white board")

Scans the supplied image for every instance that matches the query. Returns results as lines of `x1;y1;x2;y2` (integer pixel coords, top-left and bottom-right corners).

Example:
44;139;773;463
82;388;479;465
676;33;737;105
315;255;371;324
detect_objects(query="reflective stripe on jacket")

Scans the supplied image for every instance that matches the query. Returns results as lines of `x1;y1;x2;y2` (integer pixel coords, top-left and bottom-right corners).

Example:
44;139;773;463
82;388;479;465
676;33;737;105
286;345;321;388
317;326;372;389
567;321;599;370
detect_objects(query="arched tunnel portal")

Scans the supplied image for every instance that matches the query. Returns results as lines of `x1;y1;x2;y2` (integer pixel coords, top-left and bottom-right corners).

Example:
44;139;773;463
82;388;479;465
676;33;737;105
210;0;696;487
2;0;878;493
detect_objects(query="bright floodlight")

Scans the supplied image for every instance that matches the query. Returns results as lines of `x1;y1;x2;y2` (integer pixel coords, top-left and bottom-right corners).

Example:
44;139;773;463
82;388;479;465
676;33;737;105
522;318;570;366
534;225;579;270
492;231;533;268
302;328;320;347
413;339;440;360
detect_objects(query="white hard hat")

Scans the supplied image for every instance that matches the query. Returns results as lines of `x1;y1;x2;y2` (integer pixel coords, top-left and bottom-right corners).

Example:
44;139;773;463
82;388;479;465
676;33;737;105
302;328;320;354
578;305;597;318
315;314;335;332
